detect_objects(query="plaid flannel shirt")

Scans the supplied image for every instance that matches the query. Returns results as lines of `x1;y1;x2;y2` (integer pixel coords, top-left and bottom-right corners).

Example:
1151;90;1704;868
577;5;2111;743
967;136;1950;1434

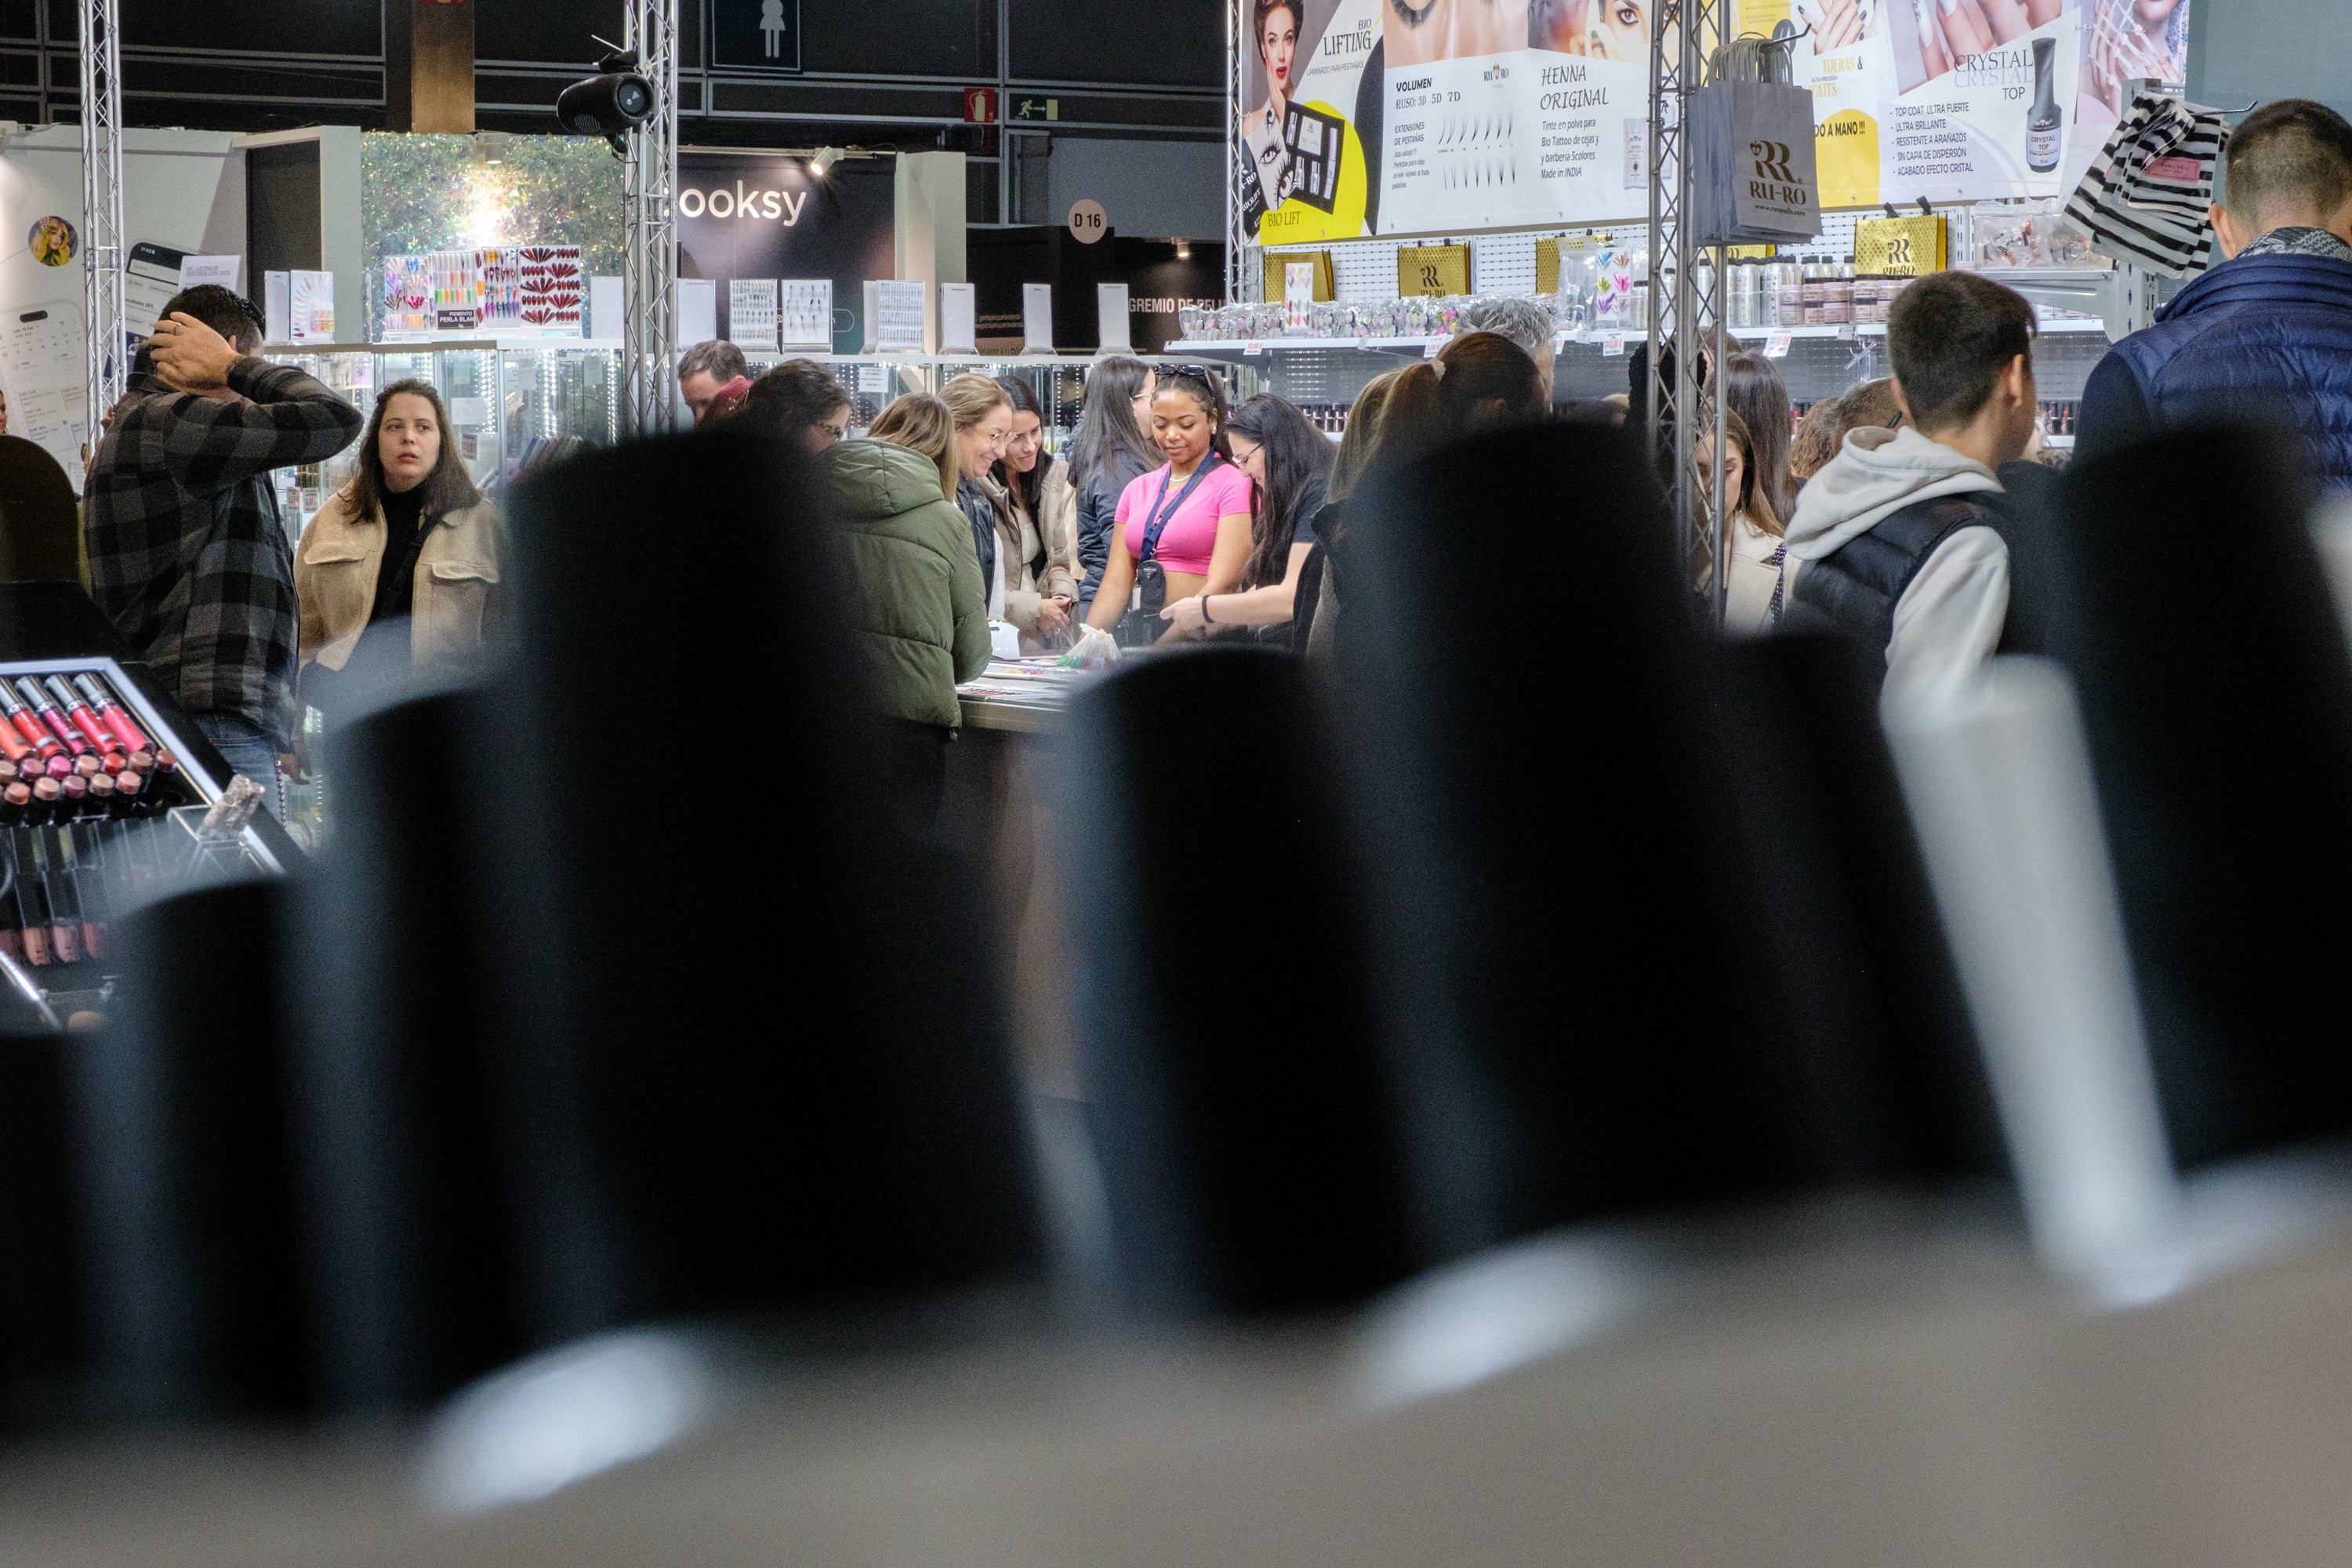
84;358;363;748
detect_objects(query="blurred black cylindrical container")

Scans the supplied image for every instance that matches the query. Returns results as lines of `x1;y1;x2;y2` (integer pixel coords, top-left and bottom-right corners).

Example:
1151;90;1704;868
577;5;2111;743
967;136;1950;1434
1062;647;1414;1316
71;879;310;1418
1331;423;1967;1261
2039;424;2352;1166
0;1027;87;1424
479;424;1046;1343
284;684;525;1410
1711;633;2008;1182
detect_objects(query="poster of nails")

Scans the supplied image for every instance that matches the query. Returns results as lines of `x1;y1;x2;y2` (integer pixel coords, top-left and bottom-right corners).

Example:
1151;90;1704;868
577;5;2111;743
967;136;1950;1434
1232;0;2187;238
1767;0;2191;208
474;248;523;330
428;250;481;332
517;245;583;333
382;256;432;337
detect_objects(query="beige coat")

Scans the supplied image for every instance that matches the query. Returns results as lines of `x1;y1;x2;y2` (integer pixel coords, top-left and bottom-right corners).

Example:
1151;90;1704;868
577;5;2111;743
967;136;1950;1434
998;458;1081;637
294;486;503;673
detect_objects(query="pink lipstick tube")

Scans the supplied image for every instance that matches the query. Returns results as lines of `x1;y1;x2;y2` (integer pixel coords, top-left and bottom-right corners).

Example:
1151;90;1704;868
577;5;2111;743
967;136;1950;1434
13;679;89;757
74;673;154;756
44;676;118;755
0;681;61;761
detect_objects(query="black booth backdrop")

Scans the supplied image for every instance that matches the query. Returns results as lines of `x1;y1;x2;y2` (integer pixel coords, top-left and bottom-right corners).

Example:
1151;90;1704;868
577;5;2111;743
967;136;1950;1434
677;151;895;356
969;230;1223;356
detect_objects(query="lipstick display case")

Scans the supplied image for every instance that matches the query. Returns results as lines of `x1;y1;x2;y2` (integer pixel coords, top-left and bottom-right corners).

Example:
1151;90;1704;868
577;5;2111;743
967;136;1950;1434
0;586;301;1018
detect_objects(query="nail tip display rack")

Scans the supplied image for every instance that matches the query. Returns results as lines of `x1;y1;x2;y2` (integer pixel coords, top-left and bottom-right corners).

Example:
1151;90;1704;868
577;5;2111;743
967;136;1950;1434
0;584;299;1017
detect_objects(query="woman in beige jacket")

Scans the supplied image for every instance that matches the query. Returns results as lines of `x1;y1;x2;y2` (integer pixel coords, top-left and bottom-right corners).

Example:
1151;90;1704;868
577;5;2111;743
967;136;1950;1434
293;378;503;691
989;376;1080;652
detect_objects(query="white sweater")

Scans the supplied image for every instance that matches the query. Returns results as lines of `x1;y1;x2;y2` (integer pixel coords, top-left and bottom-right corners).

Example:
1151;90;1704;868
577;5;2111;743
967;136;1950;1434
1785;426;2009;714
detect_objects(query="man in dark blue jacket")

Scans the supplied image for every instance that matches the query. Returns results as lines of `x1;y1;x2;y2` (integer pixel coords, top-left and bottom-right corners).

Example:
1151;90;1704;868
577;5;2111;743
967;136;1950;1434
2078;100;2352;485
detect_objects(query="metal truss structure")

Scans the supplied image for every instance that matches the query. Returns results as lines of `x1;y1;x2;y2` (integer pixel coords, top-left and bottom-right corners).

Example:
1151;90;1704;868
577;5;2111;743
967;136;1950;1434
622;0;681;437
78;0;126;466
1225;0;1246;305
1647;0;1736;618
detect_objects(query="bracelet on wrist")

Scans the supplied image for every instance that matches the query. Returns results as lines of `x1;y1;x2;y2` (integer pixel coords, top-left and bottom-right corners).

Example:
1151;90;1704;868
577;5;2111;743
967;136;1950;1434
1201;595;1214;625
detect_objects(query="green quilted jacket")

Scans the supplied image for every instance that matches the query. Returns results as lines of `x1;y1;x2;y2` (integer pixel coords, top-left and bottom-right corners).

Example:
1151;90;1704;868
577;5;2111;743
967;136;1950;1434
824;438;992;731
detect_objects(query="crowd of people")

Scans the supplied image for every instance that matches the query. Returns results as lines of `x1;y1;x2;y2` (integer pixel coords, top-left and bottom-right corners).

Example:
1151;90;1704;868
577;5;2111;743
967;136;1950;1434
67;99;2352;827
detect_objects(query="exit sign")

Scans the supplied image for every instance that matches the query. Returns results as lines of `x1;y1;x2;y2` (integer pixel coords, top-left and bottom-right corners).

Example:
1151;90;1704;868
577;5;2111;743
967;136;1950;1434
1012;96;1058;121
710;0;802;72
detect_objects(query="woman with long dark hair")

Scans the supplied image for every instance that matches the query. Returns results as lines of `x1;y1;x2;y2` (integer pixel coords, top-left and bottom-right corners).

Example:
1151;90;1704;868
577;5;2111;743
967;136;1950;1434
1083;365;1253;648
989;375;1080;649
1159;394;1332;644
295;377;500;688
1721;350;1795;522
1069;355;1159;616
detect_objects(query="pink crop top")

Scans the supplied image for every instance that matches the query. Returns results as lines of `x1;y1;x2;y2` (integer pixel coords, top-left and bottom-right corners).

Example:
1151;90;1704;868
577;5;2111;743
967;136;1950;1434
1116;460;1254;578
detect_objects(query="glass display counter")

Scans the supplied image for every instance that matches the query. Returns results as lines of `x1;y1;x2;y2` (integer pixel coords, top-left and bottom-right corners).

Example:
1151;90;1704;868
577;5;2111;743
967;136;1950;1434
263;343;1231;536
263;339;622;536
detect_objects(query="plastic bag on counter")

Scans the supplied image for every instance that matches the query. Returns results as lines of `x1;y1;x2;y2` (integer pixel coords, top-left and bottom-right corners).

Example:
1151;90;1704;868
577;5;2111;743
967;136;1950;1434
1059;622;1123;670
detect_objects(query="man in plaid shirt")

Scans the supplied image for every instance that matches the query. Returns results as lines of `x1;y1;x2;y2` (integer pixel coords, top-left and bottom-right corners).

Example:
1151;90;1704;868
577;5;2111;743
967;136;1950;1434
84;285;363;816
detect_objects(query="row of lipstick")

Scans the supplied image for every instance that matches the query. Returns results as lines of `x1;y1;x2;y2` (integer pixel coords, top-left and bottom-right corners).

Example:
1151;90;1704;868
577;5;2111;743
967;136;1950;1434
0;672;156;771
0;750;182;824
0;823;164;967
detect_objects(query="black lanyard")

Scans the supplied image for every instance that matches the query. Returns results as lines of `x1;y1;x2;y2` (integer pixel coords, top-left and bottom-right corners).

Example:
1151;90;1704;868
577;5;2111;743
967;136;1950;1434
1139;454;1221;564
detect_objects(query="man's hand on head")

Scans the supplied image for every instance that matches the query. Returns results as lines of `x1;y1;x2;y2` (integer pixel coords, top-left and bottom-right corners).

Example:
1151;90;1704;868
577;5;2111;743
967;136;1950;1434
149;312;246;394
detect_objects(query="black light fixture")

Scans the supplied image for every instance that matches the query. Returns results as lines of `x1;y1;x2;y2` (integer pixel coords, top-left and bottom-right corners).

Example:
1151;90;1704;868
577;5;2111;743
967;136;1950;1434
557;46;655;158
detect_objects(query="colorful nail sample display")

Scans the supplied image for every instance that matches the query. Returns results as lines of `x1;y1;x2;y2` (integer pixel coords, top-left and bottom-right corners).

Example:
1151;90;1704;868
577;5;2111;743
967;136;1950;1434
0;666;201;970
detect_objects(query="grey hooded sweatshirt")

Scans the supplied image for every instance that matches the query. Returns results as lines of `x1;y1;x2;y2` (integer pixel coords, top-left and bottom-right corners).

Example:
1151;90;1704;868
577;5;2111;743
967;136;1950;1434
1786;425;2009;712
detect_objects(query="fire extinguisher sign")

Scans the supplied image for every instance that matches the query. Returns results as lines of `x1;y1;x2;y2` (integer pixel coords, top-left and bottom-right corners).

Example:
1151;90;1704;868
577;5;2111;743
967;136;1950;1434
965;87;996;125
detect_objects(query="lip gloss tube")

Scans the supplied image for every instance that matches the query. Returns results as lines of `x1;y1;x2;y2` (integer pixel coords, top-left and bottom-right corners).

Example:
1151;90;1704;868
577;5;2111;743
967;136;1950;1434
26;778;59;828
34;837;81;965
0;782;27;826
60;775;88;820
99;751;126;776
14;840;49;967
74;674;154;757
112;771;143;819
0;706;31;768
44;676;117;755
0;682;62;762
147;752;180;811
13;679;90;757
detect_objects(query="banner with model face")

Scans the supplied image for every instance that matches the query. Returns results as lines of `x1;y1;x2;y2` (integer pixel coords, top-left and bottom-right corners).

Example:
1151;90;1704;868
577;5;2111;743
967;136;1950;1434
1760;0;2191;209
1234;0;2187;240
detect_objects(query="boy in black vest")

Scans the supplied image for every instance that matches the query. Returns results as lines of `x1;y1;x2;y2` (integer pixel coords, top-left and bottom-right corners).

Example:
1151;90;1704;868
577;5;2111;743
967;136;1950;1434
1781;272;2040;710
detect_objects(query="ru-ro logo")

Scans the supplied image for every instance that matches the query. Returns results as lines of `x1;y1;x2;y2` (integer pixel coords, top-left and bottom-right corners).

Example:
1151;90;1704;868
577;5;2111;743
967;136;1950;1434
1750;140;1796;184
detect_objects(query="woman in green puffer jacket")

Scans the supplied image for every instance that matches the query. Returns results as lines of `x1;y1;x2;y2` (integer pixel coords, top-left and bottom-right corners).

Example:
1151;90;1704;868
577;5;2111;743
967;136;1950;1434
824;396;993;822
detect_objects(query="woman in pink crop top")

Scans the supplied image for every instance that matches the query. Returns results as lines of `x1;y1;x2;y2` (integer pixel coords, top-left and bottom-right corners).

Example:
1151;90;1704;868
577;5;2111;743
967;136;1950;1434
1083;366;1257;645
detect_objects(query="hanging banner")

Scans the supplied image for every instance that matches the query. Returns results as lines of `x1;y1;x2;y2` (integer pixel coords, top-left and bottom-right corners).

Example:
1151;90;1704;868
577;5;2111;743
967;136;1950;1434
1236;0;1382;246
1773;0;2193;209
1232;0;2190;241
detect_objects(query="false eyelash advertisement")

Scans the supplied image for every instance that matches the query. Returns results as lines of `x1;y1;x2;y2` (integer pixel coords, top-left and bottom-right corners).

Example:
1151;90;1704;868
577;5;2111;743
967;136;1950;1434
1239;0;1385;245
